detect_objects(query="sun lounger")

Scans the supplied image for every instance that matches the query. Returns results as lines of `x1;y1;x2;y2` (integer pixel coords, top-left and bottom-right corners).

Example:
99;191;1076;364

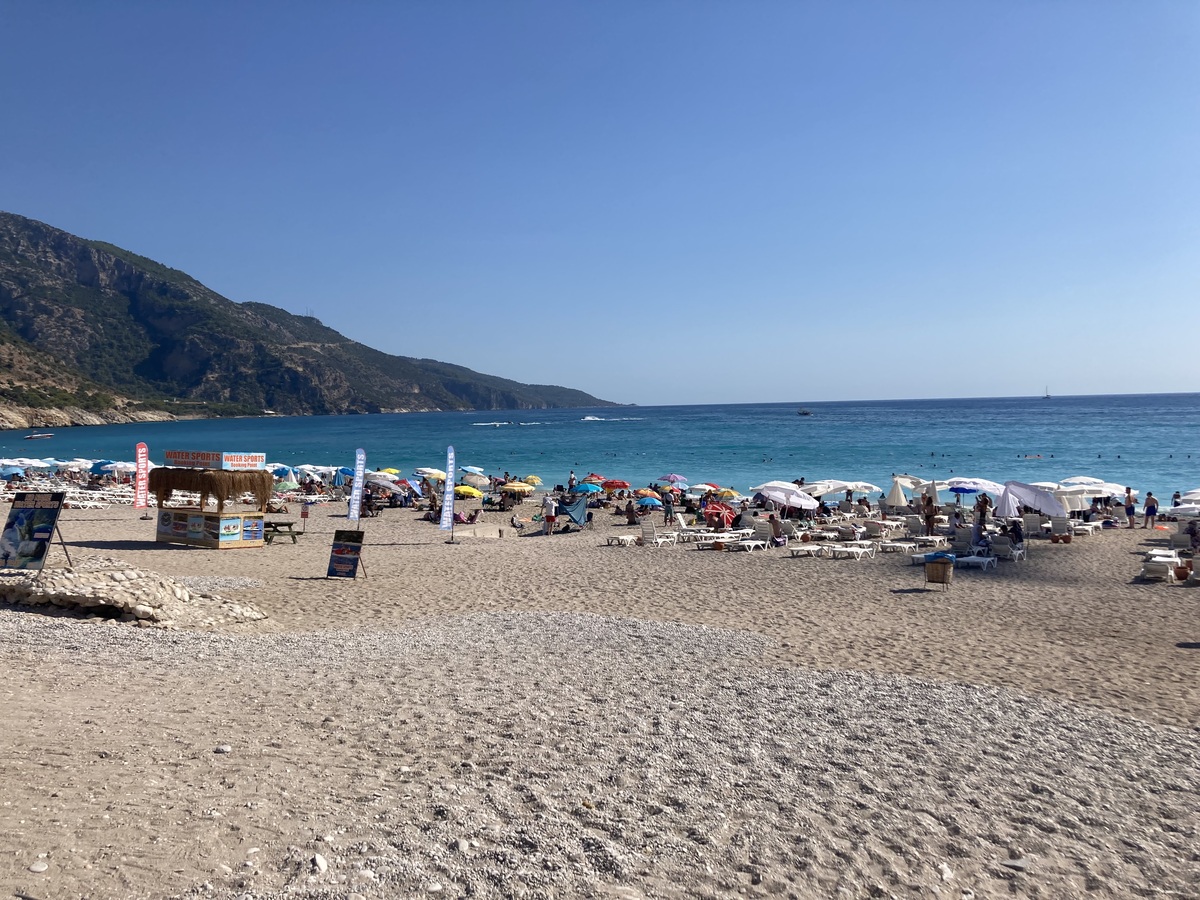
607;534;638;547
954;555;997;571
878;540;917;553
789;544;826;558
828;543;876;560
1139;559;1177;582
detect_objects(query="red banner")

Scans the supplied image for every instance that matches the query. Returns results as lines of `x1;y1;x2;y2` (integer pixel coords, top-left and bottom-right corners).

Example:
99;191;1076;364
134;442;150;509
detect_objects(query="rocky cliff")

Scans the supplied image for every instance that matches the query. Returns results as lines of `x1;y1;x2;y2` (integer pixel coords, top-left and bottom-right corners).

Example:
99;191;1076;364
0;212;617;421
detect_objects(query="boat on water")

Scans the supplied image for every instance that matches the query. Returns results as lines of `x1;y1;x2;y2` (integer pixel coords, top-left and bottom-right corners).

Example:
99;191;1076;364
24;432;54;440
797;408;814;417
1042;386;1051;399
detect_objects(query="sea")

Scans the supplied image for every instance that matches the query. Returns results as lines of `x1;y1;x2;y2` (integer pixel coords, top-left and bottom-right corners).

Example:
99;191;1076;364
2;393;1198;501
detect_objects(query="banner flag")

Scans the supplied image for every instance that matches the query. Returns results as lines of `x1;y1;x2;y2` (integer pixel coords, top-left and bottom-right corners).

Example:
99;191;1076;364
347;448;366;521
439;445;456;531
134;442;150;509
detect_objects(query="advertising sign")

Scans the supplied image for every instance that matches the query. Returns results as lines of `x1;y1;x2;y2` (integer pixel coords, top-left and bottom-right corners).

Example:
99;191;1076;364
162;450;267;471
347;448;366;522
134;442;150;509
439;445;456;531
1;492;65;571
327;529;364;578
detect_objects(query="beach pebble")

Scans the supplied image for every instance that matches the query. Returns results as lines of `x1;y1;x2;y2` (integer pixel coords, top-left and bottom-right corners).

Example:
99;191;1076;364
312;853;328;873
28;861;48;873
938;862;954;881
214;745;232;754
217;864;233;876
1000;858;1030;872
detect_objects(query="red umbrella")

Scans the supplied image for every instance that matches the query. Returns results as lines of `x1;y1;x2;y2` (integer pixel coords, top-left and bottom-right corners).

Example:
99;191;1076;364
601;479;630;491
703;501;736;527
583;473;605;484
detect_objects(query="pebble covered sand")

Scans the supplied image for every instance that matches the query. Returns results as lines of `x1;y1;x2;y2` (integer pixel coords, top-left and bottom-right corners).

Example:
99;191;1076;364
1;503;1198;898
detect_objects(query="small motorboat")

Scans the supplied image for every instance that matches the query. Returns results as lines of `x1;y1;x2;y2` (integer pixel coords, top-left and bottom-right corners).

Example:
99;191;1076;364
796;409;813;417
24;432;54;440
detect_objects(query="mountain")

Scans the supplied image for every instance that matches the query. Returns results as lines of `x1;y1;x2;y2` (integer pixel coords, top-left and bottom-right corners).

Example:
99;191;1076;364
0;212;618;426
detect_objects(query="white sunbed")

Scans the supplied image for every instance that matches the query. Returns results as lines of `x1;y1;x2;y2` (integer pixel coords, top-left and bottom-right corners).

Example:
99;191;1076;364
828;543;876;560
954;555;997;571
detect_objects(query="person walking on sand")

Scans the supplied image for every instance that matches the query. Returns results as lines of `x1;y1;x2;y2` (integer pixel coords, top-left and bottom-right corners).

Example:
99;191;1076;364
1141;492;1158;529
1124;487;1137;529
923;495;937;536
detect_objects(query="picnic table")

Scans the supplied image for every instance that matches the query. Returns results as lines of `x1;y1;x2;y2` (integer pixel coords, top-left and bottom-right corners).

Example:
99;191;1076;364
264;521;299;544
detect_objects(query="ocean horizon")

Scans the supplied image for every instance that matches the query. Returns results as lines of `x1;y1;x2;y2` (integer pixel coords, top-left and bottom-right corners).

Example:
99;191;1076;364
2;391;1197;503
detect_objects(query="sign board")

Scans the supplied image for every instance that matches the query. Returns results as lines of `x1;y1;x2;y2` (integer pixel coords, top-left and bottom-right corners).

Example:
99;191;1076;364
1;492;65;570
155;509;265;548
162;450;267;471
134;442;150;508
327;529;364;578
439;445;456;531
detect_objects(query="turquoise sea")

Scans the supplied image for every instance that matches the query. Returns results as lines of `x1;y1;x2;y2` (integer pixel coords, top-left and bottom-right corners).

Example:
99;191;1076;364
2;393;1198;501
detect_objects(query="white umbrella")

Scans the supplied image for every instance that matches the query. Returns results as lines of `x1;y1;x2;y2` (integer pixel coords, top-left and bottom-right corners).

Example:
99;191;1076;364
844;481;882;494
946;477;1005;495
1169;503;1200;517
802;479;852;497
758;485;818;510
462;473;491;490
751;480;808;493
885;478;910;508
102;461;137;473
920;480;948;501
1181;488;1200;502
1061;475;1105;485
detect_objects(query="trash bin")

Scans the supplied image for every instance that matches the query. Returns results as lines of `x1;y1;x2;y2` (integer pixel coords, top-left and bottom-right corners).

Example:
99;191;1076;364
924;559;954;590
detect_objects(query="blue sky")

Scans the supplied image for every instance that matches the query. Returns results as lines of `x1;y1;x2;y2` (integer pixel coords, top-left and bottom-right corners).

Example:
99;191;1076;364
2;1;1196;406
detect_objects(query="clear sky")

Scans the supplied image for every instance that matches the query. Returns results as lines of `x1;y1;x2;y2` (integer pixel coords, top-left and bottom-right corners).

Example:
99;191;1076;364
2;1;1196;406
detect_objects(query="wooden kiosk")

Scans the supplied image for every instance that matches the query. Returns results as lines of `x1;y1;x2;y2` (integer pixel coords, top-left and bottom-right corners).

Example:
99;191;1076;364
150;451;274;550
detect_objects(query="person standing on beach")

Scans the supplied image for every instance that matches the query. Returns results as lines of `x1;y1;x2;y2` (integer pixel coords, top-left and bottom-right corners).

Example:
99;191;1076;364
1125;487;1137;529
663;492;675;526
542;492;558;535
1142;492;1158;529
923;495;937;536
568;470;577;491
975;492;992;524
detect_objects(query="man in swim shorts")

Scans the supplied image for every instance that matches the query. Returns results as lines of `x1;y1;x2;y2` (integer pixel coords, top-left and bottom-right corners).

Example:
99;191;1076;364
1141;492;1158;529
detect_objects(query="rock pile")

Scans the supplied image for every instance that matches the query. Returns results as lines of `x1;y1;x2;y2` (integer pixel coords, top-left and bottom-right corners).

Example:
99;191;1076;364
0;556;266;628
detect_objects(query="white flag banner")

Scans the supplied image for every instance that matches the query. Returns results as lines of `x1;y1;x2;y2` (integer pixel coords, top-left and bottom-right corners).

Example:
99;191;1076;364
439;445;456;531
347;448;367;521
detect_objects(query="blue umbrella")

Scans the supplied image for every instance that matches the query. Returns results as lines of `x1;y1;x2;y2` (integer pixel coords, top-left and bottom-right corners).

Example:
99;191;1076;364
271;465;297;479
405;479;423;497
572;482;602;493
0;466;25;477
460;465;486;475
637;496;663;507
89;459;115;475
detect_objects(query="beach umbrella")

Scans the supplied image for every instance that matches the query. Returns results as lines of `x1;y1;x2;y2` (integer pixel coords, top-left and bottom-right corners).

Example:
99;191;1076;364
1169;504;1200;517
703;501;736;527
462;473;490;490
885;478;910;508
0;466;24;477
601;479;630;491
844;481;882;494
758;485;818;510
459;465;486;475
405;479;423;496
572;482;602;494
920;480;948;501
500;481;534;493
635;488;660;498
523;475;542;485
381;467;402;475
637;496;663;507
1181;488;1200;502
368;471;400;481
801;479;852;497
454;485;483;498
415;467;447;481
716;489;742;500
1061;475;1105;485
658;473;688;484
946;477;1004;496
582;473;605;483
691;483;721;492
368;478;407;494
102;461;137;473
270;464;297;479
89;459;116;475
275;480;300;492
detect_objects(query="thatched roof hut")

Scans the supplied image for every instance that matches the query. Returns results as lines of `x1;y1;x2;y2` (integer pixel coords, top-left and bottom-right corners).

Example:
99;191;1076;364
148;468;275;513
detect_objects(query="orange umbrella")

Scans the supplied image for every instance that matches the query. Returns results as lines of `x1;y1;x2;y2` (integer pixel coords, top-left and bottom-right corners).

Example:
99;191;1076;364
601;479;630;491
635;488;660;498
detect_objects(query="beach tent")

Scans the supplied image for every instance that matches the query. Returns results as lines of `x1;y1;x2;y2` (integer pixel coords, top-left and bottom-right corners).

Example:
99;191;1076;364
996;481;1067;518
557;497;589;527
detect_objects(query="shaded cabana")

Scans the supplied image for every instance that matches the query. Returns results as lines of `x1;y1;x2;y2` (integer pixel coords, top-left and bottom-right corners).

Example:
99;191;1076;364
148;467;275;513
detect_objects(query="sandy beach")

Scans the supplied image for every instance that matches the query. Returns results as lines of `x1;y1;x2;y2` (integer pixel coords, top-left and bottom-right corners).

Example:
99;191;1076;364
1;500;1197;899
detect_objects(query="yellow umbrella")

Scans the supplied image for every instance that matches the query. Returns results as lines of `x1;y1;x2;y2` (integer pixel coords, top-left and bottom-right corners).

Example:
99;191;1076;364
500;481;534;493
717;488;741;499
523;474;542;485
381;467;401;475
454;485;483;498
635;488;660;498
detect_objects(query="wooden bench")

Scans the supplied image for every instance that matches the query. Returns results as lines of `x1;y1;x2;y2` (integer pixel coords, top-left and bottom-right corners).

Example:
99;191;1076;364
264;521;299;544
